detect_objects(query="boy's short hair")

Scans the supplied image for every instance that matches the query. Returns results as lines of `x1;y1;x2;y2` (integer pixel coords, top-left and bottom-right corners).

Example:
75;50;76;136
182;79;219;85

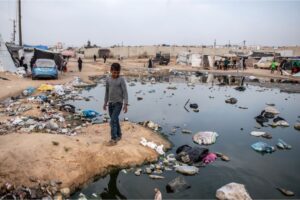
111;63;121;71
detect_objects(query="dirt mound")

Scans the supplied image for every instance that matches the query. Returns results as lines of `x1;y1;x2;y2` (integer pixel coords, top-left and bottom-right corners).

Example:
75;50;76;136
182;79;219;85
0;122;170;193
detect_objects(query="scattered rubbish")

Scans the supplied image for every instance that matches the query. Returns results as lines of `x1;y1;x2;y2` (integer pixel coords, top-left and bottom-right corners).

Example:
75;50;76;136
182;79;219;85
129;82;136;86
202;153;217;164
139;121;160;131
251;141;275;153
216;152;230;161
216;182;252;200
189;103;198;109
81;109;100;119
184;99;190;112
264;106;280;114
175;165;199;175
250;131;272;139
276;139;292;150
22;87;36;96
135;168;142;176
266;103;275;106
166;176;191;193
193;131;219;145
225;98;237;104
235;86;246;91
294;123;300;130
276;188;295;196
193;108;199;112
154;188;162;200
148;89;156;93
59;104;75;113
78;192;87;200
238;106;248;109
167;86;177;90
176;145;209;164
137;97;143;101
255;111;269;126
271;116;289;127
149;175;164;179
38;84;54;91
140;137;165;155
181;129;192;134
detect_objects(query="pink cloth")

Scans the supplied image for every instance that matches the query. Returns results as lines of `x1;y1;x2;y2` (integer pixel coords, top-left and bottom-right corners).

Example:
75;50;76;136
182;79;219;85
203;153;217;164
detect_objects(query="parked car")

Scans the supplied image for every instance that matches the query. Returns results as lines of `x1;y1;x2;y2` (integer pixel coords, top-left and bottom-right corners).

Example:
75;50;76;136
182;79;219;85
152;52;170;65
32;59;58;80
253;57;274;69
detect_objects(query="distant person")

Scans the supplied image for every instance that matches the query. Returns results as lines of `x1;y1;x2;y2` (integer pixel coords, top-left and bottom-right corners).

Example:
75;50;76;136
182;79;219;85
243;57;247;70
270;60;277;74
148;58;153;68
224;58;229;70
279;59;287;75
19;56;28;72
78;57;83;72
103;63;128;146
240;57;244;71
103;55;107;63
93;54;97;62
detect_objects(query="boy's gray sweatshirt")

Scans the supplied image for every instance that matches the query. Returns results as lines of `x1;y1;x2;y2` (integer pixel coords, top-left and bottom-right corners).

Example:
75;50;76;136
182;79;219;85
104;76;128;104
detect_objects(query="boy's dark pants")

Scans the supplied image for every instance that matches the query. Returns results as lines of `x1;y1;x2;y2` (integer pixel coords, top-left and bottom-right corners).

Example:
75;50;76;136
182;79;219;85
108;102;123;140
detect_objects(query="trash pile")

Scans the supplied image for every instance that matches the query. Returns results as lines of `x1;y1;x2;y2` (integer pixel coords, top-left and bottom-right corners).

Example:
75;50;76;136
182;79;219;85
0;77;101;136
0;181;71;199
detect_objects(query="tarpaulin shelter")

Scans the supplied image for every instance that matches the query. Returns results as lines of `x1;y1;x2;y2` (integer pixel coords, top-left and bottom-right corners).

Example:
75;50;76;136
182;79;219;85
61;50;75;57
0;34;17;72
24;44;48;51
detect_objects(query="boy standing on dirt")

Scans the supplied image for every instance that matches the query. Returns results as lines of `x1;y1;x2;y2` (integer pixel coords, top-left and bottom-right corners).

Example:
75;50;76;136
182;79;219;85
103;63;128;146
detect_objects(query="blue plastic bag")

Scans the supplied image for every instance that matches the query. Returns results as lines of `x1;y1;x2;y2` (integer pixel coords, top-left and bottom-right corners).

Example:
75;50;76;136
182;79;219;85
251;141;275;153
82;109;100;119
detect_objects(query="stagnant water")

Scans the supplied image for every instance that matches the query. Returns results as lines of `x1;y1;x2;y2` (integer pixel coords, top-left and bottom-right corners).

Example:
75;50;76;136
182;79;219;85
70;75;300;199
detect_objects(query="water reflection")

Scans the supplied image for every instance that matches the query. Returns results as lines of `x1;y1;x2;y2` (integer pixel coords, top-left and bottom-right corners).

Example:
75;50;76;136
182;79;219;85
99;170;127;200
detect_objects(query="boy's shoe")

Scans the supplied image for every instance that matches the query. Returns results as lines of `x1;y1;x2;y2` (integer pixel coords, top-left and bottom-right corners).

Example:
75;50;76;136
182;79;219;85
107;140;117;146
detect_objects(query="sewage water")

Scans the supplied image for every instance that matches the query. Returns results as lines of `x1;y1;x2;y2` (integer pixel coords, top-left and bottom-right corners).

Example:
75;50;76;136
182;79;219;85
71;75;300;199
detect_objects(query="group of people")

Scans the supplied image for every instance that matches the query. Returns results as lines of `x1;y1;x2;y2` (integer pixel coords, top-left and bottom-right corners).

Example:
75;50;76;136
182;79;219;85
93;54;107;63
271;58;288;75
215;57;247;71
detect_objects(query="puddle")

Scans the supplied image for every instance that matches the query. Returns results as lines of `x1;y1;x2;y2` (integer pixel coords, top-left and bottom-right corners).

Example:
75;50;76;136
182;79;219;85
70;74;300;199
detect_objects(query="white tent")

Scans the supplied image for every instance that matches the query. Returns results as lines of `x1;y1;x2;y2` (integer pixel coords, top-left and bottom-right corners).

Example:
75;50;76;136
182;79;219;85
0;34;17;72
188;53;202;67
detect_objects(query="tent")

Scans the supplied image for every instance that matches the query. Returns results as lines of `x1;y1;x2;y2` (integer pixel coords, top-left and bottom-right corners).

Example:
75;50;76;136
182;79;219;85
189;53;202;67
24;44;48;51
0;34;17;72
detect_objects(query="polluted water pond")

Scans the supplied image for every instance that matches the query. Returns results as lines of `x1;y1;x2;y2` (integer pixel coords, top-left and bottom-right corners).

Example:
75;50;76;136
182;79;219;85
69;74;300;199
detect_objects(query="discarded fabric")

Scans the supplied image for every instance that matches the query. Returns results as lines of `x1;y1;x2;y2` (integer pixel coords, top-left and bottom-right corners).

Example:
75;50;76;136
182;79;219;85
277;139;291;150
166;176;190;193
175;165;199;175
202;153;217;164
225;98;237;104
193;131;219;145
176;145;209;164
38;84;54;91
216;182;252;200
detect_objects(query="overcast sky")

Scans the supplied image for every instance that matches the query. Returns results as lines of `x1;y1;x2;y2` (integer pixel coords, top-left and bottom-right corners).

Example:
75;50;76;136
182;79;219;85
0;0;300;47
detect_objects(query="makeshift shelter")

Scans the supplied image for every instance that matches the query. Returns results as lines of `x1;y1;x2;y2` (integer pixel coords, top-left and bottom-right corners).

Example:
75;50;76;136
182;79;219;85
61;50;76;58
0;34;17;72
24;44;48;51
176;52;190;65
189;53;202;67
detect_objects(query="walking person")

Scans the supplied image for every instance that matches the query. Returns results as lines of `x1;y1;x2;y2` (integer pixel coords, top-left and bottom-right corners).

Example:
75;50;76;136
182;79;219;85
93;54;97;62
78;57;83;72
103;63;128;146
270;59;277;74
103;55;107;63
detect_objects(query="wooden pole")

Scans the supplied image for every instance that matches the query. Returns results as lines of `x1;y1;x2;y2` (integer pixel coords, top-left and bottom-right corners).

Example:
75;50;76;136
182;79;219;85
18;0;22;46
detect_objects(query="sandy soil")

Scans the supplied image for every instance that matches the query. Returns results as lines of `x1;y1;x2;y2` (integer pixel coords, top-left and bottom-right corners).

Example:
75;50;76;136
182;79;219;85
0;122;170;193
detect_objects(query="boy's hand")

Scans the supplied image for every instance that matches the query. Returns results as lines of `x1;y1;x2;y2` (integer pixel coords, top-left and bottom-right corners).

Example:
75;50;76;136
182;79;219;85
123;104;128;113
103;103;107;111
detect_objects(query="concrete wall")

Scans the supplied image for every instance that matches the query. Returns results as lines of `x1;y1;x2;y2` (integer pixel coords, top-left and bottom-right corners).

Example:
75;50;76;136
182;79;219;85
83;46;300;58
